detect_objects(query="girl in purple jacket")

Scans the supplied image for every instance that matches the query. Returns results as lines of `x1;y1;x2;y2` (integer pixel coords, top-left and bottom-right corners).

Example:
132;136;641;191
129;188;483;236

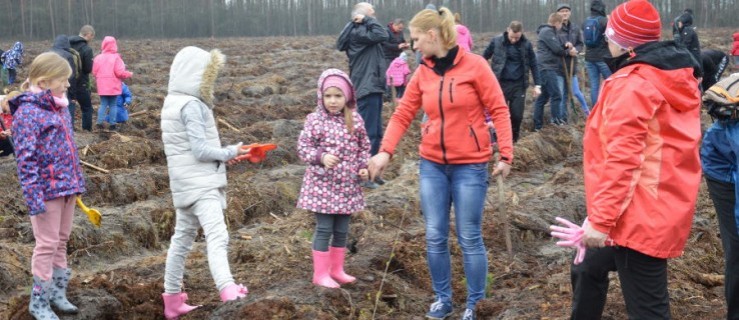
10;52;86;320
297;68;371;288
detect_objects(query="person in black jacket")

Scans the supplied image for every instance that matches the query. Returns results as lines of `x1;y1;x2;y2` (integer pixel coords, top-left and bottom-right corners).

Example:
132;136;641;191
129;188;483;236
533;13;577;131
68;25;95;131
675;12;701;67
483;21;541;142
337;3;389;156
583;0;612;106
701;49;729;91
381;19;409;64
555;3;588;121
50;35;77;87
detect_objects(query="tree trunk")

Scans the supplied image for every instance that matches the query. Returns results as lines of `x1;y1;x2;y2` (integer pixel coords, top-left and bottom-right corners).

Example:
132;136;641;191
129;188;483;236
20;0;26;38
49;0;56;38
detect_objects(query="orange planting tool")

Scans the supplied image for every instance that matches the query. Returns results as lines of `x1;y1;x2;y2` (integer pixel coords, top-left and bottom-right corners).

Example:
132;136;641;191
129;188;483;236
234;143;277;163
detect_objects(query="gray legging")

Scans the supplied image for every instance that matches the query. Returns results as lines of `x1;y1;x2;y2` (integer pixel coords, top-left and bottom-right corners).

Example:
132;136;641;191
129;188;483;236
312;213;351;252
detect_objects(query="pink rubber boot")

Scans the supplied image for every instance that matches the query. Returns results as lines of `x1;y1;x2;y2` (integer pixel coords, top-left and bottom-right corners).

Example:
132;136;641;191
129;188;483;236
328;247;356;284
219;283;248;302
312;250;340;288
162;292;199;320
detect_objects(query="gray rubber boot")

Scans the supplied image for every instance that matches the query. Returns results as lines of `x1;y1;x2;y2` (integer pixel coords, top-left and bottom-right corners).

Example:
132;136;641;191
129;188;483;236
49;268;79;314
29;276;59;320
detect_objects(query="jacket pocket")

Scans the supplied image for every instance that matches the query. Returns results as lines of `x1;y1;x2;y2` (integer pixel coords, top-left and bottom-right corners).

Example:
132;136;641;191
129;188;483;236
468;125;481;152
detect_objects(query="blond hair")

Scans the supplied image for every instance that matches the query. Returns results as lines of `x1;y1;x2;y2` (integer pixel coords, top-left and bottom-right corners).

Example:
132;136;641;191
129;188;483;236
548;12;564;25
410;6;457;50
21;52;72;91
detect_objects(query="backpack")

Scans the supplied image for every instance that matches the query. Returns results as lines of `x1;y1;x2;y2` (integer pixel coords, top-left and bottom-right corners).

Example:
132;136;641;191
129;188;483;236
704;73;739;120
68;48;82;81
583;16;605;48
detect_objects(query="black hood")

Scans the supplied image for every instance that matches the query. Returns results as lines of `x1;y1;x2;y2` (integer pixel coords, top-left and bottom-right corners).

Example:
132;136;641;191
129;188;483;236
605;41;702;78
590;0;606;16
53;34;71;50
679;13;694;27
68;35;87;47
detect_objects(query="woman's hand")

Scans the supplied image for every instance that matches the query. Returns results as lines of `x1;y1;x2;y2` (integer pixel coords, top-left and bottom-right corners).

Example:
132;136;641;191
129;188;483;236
491;161;511;178
368;152;391;181
582;221;608;248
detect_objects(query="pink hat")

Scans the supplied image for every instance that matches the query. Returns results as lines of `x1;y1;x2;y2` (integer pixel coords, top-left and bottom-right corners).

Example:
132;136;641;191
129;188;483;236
322;75;353;104
605;0;662;50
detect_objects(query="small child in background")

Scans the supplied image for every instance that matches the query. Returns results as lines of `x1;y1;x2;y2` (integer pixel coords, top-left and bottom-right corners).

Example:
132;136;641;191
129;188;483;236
385;52;411;100
731;31;738;70
92;36;132;131
105;82;132;126
297;68;371;289
161;46;250;320
9;52;86;320
2;42;24;84
0;91;21;157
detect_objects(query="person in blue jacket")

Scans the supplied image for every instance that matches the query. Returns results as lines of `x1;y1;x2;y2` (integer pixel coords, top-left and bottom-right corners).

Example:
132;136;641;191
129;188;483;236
105;82;132;126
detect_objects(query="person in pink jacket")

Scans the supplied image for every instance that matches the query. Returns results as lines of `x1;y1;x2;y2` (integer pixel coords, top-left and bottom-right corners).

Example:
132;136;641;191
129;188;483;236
385;52;411;100
92;36;132;131
455;12;473;52
297;68;371;289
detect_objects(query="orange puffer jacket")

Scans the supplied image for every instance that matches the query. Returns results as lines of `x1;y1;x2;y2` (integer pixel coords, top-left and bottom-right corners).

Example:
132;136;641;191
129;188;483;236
380;47;513;165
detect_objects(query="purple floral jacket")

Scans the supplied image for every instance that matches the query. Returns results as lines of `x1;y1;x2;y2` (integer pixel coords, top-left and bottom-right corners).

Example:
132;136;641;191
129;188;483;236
9;91;86;215
296;69;370;214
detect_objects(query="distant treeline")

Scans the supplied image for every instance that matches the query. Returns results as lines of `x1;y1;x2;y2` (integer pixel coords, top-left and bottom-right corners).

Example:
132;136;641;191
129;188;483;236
0;0;735;41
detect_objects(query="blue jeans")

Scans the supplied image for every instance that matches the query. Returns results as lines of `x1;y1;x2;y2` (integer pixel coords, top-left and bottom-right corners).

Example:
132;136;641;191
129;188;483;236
533;70;564;130
585;61;612;106
561;76;590;117
419;158;489;309
357;93;383;155
97;95;118;124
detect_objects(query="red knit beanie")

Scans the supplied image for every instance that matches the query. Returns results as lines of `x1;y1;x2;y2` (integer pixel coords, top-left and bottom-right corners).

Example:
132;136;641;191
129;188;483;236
605;0;662;49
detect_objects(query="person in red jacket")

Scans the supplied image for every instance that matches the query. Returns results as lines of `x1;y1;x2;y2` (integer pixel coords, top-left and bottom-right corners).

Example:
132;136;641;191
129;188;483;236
368;6;512;320
571;1;703;319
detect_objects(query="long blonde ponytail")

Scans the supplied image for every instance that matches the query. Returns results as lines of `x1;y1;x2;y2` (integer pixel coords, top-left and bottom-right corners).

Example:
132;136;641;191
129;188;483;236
409;6;457;50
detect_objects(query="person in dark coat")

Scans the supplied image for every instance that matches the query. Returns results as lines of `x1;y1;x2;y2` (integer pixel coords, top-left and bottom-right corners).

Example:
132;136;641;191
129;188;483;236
336;2;389;162
583;0;612;106
675;12;701;67
381;19;409;64
482;20;541;142
68;25;95;131
555;3;589;121
50;35;77;90
701;49;729;91
533;13;576;130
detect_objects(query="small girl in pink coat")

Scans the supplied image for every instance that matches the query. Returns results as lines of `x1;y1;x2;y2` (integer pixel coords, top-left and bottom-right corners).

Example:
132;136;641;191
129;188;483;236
92;36;132;130
454;13;473;52
385;52;411;100
297;68;371;289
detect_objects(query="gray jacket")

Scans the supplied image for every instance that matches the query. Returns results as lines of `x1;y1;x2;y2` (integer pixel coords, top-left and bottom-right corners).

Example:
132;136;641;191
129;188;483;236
535;25;568;74
336;16;389;99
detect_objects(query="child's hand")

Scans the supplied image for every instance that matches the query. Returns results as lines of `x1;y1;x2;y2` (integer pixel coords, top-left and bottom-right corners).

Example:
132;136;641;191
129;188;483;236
358;168;369;181
0;130;9;138
322;153;340;168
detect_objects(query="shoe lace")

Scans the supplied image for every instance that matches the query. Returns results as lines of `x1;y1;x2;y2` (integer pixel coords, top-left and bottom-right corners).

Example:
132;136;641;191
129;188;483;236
462;308;474;320
236;284;249;294
429;300;445;312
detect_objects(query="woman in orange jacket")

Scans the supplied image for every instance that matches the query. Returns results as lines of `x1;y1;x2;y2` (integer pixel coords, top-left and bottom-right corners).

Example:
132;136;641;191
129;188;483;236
572;1;703;318
368;7;512;320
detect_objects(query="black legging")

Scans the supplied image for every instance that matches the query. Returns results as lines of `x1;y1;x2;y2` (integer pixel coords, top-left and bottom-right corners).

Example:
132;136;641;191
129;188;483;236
312;212;351;252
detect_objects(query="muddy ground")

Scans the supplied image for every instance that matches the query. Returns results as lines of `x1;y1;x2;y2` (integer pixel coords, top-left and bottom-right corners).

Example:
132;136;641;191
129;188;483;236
0;28;736;319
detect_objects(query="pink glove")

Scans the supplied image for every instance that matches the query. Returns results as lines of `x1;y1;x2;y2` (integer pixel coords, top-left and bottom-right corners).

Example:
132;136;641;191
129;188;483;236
550;217;587;265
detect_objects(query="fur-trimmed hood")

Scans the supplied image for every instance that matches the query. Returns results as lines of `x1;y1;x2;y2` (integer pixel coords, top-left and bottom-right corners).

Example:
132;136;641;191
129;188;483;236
167;46;225;107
